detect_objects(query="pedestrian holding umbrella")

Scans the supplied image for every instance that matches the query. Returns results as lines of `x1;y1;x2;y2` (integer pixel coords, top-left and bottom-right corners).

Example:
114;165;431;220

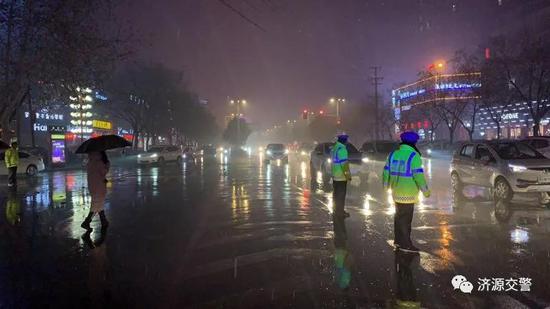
77;135;131;230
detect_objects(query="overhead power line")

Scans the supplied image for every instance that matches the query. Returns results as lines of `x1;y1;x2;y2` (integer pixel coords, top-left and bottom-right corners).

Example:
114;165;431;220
217;0;267;32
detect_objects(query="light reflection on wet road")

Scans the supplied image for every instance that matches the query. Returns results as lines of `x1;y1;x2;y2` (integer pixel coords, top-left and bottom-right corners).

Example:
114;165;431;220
0;154;549;308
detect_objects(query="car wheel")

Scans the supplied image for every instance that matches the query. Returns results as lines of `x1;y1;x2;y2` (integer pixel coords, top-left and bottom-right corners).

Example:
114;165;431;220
26;165;38;176
494;177;512;201
158;157;165;166
494;199;512;222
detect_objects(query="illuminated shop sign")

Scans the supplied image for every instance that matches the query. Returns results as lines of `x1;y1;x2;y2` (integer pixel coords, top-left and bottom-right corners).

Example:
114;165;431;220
435;83;481;90
502;113;519;120
92;120;112;130
49;125;67;133
399;89;426;100
25;111;64;121
95;92;108;101
33;123;48;132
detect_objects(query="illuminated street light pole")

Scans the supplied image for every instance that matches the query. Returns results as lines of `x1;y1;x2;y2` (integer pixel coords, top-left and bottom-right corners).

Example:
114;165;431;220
430;61;445;141
330;97;346;125
230;99;247;145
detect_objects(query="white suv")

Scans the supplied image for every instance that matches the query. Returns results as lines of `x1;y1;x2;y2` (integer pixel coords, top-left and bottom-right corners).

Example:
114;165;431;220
450;140;550;204
137;146;183;165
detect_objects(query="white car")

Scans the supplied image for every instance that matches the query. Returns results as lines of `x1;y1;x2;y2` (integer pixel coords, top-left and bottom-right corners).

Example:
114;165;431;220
310;142;363;182
522;137;550;158
0;150;45;176
137;146;183;165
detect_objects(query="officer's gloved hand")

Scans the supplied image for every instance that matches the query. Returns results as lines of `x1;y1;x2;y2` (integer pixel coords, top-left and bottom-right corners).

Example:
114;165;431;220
423;190;431;198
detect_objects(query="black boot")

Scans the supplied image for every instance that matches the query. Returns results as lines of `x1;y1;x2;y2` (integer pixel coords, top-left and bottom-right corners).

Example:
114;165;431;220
81;212;94;230
99;211;109;229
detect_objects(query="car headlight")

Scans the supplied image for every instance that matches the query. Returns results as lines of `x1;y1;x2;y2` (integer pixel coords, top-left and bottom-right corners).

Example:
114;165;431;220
284;149;289;154
150;153;158;158
427;149;432;155
327;158;332;163
223;149;228;154
266;150;272;156
138;154;142;158
183;154;187;159
509;164;527;172
362;157;369;163
300;151;306;156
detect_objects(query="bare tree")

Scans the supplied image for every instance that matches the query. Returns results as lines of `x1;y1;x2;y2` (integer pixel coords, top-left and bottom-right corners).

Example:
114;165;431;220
491;32;550;136
0;0;127;141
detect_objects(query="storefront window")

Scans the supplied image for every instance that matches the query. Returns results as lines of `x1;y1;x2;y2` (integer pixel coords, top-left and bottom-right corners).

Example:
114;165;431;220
510;127;522;139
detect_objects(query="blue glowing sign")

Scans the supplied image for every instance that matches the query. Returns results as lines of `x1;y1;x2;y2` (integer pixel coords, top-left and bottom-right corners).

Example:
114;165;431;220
435;82;481;90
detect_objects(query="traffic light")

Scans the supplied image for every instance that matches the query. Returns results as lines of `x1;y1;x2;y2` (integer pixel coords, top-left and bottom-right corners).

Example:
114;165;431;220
302;109;308;120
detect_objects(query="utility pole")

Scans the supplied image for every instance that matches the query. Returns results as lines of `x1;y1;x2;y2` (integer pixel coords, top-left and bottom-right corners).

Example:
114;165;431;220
370;66;383;140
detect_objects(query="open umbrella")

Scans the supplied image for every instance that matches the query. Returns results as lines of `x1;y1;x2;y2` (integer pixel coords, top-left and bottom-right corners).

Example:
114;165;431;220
0;141;9;150
76;135;132;154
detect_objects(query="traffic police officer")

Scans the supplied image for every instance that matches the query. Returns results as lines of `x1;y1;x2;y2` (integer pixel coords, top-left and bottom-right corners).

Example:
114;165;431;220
331;134;352;218
383;131;430;253
5;139;19;187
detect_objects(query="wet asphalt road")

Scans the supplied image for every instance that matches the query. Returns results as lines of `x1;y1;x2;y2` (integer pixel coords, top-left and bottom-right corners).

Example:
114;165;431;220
0;153;550;308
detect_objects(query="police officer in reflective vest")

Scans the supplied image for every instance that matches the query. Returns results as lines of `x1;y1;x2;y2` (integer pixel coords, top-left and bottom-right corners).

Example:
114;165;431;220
5;139;19;187
383;131;430;253
331;134;352;218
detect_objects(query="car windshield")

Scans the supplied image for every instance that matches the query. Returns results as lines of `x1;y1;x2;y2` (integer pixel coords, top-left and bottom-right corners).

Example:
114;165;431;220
267;144;284;150
490;142;545;159
148;147;164;153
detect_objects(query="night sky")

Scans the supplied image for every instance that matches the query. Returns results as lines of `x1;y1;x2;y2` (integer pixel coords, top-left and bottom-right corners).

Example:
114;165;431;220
120;0;507;127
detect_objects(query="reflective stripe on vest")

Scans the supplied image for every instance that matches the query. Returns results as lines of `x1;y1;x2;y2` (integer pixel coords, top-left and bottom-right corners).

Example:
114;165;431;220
389;152;417;178
333;145;347;164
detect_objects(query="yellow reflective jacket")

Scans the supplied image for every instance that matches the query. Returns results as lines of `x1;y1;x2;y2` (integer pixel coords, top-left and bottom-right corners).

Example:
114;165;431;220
5;148;19;168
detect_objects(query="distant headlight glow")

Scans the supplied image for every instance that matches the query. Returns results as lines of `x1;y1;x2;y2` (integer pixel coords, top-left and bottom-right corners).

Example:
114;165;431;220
427;148;432;155
284;149;289;154
301;151;306;156
362;157;369;163
150;153;158;158
266;150;272;156
327;158;332;163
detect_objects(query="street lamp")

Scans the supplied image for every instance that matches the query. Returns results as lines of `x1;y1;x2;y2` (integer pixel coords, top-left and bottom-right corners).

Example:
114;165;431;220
229;99;247;146
330;97;346;124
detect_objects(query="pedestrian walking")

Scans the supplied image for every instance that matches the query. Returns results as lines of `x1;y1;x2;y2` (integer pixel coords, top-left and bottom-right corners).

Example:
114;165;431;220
383;131;430;253
81;151;110;230
5;140;19;187
331;134;352;218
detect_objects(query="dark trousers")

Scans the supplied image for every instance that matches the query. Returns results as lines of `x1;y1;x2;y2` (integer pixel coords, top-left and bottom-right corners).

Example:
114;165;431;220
7;167;17;186
394;203;414;247
333;180;347;216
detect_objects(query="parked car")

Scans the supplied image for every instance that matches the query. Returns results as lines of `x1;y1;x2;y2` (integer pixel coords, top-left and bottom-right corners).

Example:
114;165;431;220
450;140;550;203
310;142;363;182
522;136;550;158
0;150;45;176
359;140;399;181
137;145;183;165
264;143;288;163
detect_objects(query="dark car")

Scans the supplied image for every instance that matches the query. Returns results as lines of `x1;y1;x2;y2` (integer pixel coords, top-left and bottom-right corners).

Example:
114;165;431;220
264;143;288;163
